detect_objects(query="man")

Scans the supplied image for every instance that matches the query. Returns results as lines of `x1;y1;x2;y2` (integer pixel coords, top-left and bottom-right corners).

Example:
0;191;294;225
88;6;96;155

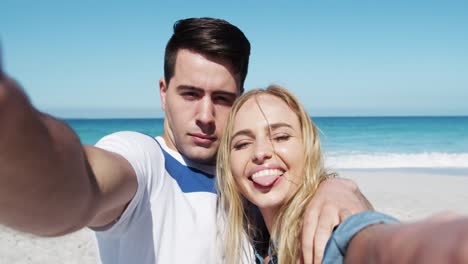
0;18;371;263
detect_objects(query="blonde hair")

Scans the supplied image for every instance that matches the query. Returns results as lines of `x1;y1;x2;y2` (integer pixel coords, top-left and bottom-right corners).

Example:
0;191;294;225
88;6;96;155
216;85;334;263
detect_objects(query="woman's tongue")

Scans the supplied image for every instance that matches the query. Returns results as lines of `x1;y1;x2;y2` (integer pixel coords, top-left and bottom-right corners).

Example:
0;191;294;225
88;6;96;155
252;174;280;187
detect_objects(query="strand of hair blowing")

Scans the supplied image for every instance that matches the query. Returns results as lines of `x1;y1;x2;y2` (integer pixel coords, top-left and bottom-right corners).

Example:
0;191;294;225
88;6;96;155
216;90;257;264
264;86;333;263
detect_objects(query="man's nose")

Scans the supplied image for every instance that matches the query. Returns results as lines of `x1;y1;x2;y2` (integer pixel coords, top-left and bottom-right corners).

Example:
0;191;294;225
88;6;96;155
196;97;215;132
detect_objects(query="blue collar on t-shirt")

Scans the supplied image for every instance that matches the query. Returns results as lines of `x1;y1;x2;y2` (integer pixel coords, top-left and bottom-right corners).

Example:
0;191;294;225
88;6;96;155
154;139;216;194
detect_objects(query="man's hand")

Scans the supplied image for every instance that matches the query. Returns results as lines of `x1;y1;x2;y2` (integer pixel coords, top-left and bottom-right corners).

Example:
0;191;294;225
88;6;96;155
0;58;96;236
0;50;136;236
301;178;373;264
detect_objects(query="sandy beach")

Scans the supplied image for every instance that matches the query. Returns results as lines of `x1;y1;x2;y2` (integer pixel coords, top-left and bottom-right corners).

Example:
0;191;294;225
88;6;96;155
1;169;467;264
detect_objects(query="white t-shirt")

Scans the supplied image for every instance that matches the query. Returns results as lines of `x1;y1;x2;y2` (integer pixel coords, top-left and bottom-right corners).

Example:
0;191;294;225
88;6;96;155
93;131;220;264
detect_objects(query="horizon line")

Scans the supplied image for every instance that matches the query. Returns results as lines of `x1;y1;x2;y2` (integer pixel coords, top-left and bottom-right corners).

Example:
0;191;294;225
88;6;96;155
61;114;468;120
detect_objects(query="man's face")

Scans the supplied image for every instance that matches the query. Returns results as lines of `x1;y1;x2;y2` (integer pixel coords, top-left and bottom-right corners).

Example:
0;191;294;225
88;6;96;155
160;49;240;165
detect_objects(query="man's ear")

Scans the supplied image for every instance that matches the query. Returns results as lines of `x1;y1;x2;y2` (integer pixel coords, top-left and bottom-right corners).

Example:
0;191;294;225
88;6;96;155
159;78;167;111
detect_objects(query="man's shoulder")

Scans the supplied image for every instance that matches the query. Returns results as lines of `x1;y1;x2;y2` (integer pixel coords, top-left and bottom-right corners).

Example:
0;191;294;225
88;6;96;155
97;131;158;144
94;131;163;165
95;131;160;150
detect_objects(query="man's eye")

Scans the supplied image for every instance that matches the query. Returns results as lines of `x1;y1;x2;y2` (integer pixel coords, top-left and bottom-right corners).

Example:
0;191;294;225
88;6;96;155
181;92;198;100
214;96;234;106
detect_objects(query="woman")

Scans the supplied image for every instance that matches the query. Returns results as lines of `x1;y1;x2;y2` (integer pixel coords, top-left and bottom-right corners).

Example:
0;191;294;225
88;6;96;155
216;85;341;263
216;85;468;264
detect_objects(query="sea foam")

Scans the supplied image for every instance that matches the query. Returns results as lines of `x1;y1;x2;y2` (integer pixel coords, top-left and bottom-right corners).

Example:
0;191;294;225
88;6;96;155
325;152;468;169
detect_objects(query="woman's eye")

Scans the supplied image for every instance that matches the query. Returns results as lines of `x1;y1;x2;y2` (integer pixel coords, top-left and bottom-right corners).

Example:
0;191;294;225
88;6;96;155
274;135;291;142
233;142;250;150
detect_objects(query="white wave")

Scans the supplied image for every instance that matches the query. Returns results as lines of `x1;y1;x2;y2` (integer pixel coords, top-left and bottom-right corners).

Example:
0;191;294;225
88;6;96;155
325;152;468;169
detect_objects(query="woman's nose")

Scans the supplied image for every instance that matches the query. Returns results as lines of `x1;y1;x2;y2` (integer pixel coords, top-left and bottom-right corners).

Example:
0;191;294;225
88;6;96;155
252;138;274;163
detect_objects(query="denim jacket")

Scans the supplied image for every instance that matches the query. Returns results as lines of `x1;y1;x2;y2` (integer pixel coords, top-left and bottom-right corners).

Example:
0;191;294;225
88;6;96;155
254;211;398;264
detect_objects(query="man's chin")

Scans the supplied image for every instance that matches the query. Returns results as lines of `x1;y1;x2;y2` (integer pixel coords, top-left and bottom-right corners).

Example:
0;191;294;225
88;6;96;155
182;146;217;165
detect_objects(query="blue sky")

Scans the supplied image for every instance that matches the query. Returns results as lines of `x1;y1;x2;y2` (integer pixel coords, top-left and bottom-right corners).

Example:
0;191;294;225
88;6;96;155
1;0;467;118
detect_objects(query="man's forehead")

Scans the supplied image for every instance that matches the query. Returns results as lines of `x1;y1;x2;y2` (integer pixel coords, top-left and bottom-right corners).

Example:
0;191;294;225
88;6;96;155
172;49;242;94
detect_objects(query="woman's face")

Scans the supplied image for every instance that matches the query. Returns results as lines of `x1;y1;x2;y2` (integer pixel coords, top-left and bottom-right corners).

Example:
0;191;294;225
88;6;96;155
229;94;305;211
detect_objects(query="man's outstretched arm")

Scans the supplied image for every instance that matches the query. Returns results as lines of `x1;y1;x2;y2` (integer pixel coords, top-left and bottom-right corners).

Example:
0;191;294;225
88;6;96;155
0;69;136;236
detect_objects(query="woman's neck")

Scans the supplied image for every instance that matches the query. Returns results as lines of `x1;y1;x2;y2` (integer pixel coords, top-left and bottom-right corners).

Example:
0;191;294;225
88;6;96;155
259;207;280;234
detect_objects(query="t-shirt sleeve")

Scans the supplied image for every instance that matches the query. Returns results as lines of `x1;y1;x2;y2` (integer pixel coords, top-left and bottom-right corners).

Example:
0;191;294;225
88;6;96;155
322;211;399;264
92;131;164;237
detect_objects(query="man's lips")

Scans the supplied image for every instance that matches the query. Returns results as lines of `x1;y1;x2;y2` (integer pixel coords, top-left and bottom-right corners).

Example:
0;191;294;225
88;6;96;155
189;133;217;145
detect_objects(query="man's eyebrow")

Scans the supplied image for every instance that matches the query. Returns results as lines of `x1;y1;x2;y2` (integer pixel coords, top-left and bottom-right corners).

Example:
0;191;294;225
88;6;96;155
176;85;204;93
176;86;238;98
212;90;238;98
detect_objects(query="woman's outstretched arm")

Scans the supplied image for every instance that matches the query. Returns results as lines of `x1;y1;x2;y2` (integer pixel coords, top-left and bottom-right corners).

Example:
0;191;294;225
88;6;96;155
345;214;468;264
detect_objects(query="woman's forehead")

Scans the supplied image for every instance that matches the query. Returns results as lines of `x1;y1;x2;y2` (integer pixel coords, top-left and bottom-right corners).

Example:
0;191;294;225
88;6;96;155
233;94;299;130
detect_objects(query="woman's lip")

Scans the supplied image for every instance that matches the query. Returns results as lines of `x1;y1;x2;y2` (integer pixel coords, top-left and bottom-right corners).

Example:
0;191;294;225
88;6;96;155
252;175;283;190
248;164;284;178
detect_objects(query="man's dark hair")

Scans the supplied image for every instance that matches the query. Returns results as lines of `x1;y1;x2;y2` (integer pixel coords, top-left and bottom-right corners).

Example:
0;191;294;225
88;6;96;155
164;17;251;93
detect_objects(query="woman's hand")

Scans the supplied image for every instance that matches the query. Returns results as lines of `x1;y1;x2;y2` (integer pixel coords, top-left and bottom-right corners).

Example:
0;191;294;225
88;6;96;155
301;178;373;264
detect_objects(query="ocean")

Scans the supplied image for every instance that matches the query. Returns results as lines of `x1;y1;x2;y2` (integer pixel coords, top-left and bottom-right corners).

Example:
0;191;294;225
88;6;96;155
65;116;468;171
